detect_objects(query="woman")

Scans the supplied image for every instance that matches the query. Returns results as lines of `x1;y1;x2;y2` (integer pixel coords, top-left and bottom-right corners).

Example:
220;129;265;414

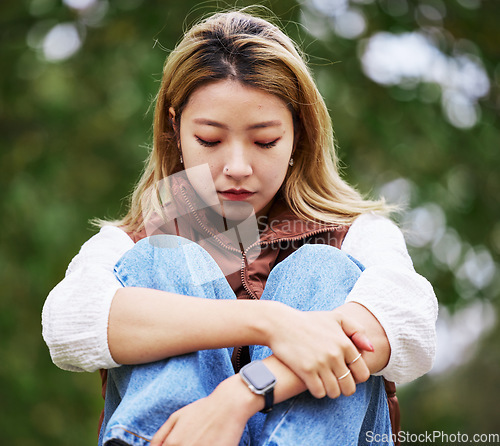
42;10;438;446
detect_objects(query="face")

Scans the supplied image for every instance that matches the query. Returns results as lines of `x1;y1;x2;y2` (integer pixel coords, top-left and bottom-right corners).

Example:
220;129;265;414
172;79;295;221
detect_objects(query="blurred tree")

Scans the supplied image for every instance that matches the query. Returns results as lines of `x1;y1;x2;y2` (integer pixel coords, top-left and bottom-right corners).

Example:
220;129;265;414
1;0;498;444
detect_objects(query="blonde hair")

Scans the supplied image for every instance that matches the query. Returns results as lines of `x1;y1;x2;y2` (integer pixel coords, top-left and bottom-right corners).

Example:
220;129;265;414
107;9;389;233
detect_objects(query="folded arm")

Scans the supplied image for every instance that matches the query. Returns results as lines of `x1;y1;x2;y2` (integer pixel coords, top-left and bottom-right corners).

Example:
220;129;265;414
149;301;388;446
342;213;438;383
43;216;437;386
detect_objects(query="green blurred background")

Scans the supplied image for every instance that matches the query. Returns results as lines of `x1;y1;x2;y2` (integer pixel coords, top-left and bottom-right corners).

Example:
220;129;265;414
1;0;499;444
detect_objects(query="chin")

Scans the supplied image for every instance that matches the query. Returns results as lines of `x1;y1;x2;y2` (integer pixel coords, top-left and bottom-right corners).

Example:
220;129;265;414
220;200;256;222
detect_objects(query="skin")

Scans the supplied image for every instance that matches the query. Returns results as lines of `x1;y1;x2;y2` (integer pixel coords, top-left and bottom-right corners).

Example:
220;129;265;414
107;79;391;446
171;80;296;222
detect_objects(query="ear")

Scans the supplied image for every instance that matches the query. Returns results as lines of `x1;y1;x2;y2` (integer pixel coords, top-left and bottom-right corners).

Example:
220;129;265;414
169;107;181;147
168;107;177;128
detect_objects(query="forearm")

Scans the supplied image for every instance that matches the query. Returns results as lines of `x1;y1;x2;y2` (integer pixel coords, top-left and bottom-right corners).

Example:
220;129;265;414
213;355;306;419
336;302;391;374
108;287;280;365
215;302;391;419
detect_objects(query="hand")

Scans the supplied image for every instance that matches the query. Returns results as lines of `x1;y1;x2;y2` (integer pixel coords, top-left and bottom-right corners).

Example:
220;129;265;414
151;376;259;446
267;303;372;399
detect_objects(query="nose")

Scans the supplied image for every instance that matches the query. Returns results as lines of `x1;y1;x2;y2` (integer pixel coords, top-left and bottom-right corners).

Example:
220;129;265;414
223;146;253;180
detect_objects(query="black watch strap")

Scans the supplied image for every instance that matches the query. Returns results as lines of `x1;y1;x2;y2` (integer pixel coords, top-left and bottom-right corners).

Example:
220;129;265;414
261;387;274;414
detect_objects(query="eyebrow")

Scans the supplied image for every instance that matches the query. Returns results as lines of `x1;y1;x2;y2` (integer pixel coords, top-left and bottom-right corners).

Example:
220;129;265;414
192;118;282;130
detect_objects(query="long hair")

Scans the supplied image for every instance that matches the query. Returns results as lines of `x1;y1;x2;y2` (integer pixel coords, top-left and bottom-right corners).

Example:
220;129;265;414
106;10;389;233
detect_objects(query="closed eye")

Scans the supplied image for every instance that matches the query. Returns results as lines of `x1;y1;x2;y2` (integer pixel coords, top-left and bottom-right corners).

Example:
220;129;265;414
256;138;280;149
195;136;219;147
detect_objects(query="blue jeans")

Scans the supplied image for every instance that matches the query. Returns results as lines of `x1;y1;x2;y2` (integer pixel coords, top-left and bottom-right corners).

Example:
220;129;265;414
99;235;393;446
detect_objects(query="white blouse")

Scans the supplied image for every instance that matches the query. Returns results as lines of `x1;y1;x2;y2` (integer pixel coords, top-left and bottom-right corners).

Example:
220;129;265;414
41;213;438;384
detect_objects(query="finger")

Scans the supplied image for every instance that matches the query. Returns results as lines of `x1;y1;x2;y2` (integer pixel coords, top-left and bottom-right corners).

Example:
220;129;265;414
151;416;176;446
322;370;342;399
348;354;371;384
320;338;358;397
346;351;362;366
320;343;356;398
341;319;374;352
335;367;356;396
351;332;374;352
304;371;327;399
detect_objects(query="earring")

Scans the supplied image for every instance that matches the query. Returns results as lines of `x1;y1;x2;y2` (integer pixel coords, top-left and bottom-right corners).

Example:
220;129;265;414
179;154;183;164
289;157;294;167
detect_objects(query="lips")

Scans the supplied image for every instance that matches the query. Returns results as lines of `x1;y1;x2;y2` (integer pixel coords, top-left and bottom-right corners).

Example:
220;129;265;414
218;188;255;201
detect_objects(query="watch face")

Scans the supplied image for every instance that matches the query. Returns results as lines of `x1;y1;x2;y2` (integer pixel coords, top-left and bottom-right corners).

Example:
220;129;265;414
242;360;276;391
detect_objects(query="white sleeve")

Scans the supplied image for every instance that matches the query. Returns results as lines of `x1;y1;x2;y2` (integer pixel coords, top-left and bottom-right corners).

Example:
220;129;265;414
341;213;438;384
41;225;135;372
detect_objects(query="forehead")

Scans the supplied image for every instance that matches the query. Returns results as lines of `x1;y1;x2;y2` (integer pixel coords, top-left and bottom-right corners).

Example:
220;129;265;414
183;79;292;122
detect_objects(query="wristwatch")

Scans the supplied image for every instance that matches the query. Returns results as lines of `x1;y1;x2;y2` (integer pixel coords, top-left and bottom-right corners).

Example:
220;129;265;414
239;360;277;413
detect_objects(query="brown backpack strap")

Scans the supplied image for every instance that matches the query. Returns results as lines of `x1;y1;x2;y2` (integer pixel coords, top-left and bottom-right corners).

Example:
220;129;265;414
98;369;108;435
384;378;401;445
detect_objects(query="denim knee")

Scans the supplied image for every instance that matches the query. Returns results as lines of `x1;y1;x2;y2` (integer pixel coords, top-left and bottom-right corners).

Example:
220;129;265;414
260;243;363;312
283;243;363;275
114;234;234;300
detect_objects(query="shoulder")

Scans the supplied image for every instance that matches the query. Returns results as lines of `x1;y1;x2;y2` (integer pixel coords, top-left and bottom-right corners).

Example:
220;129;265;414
66;225;135;275
348;212;398;231
343;213;403;246
81;225;135;253
342;213;412;268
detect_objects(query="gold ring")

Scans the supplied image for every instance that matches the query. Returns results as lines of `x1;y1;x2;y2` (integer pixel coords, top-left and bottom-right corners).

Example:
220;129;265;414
337;370;351;380
347;353;362;366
